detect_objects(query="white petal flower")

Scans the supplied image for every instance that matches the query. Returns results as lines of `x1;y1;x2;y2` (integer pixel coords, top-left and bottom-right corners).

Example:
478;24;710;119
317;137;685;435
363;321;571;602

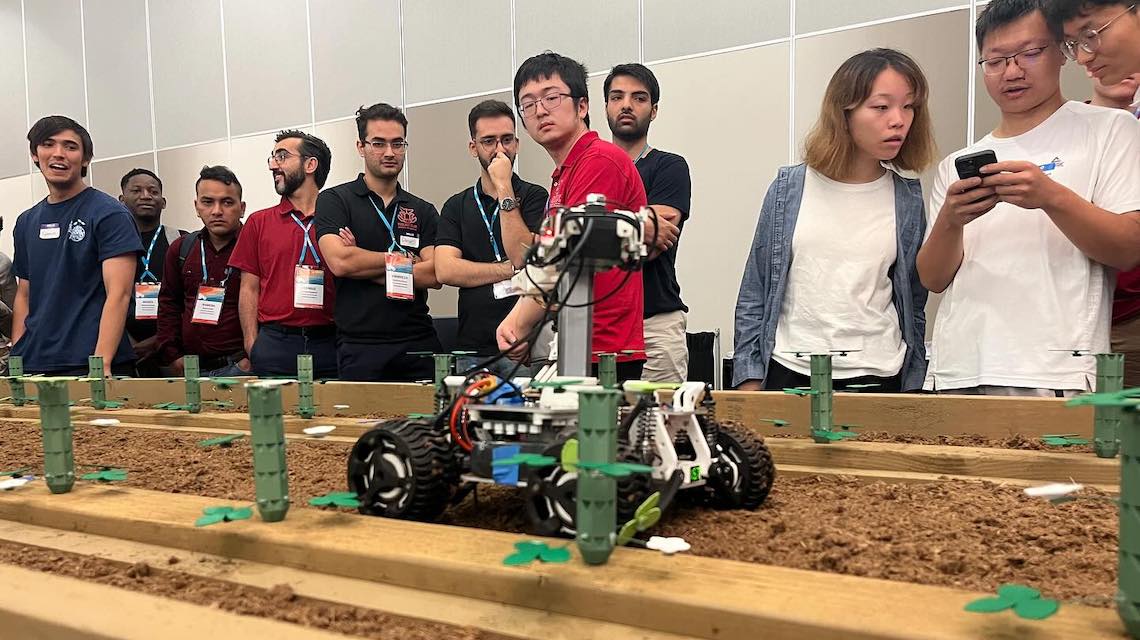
90;418;120;427
333;404;351;410
303;425;336;438
1024;482;1084;498
646;536;691;555
0;476;32;491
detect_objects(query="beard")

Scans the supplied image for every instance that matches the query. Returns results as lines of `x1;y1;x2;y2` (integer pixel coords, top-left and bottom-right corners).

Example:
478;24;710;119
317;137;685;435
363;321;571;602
608;113;651;142
274;167;305;197
477;151;517;171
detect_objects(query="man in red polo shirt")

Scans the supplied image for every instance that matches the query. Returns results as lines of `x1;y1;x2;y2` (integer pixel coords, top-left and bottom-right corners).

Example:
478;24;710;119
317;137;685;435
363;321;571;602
496;52;678;382
229;130;338;378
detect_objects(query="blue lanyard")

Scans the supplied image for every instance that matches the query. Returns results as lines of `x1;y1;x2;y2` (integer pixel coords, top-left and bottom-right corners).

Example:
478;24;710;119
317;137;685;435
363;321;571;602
139;224;163;283
473;183;502;261
367;196;402;252
289;214;320;266
199;238;232;288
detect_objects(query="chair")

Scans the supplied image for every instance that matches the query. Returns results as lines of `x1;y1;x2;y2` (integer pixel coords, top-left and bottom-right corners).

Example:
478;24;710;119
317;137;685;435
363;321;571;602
685;329;722;389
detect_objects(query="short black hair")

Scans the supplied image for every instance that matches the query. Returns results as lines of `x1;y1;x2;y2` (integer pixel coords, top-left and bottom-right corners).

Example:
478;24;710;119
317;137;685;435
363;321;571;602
513;51;591;128
976;0;1048;51
1044;0;1136;38
355;103;408;142
604;63;661;105
467;100;515;138
120;168;162;193
27;115;93;178
275;129;333;189
195;165;242;199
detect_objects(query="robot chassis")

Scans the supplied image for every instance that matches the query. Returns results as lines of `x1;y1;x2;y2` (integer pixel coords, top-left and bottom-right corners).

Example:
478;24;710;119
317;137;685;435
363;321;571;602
347;195;776;536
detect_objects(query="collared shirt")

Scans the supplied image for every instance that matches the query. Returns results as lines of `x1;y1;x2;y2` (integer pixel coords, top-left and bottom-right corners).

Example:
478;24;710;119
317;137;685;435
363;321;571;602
549;130;648;362
155;229;244;364
228;195;336;327
437;174;548;354
314;174;439;344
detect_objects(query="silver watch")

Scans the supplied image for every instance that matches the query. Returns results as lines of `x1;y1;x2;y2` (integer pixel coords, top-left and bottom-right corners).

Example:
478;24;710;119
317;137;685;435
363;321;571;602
499;196;518;211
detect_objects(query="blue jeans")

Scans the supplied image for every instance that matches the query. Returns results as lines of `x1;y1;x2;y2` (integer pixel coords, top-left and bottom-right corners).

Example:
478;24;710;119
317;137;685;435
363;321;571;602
202;361;250;378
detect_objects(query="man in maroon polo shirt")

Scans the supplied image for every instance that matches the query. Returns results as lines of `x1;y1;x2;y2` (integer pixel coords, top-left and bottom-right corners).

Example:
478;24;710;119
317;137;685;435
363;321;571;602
156;166;247;377
228;130;337;378
496;52;678;382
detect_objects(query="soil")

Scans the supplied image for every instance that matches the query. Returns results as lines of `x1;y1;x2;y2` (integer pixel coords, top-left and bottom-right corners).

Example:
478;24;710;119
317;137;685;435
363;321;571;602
0;421;1119;608
0;540;500;639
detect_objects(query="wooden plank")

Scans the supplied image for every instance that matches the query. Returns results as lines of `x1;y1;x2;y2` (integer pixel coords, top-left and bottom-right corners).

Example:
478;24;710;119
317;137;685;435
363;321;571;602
0;520;697;640
0;562;353;640
767;438;1118;486
717;391;1094;438
0;484;1119;640
777;464;1118;493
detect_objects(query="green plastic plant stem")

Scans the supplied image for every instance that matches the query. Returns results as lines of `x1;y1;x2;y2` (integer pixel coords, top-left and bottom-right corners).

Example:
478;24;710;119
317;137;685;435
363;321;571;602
183;354;201;414
8;355;25;406
1117;406;1140;637
597;353;617;390
296;354;315;419
576;388;620;566
87;355;106;408
809;354;834;444
1095;353;1125;459
248;385;290;523
37;380;75;494
433;353;454;413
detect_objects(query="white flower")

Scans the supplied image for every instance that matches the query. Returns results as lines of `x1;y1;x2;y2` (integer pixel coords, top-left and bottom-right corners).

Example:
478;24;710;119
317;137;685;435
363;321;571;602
1024;483;1084;498
90;418;120;428
646;536;691;555
333;404;351;410
0;476;33;491
303;425;336;438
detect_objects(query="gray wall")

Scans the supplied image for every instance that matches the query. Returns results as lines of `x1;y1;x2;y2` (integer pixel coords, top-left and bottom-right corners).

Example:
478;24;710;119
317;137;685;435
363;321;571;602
0;0;1093;346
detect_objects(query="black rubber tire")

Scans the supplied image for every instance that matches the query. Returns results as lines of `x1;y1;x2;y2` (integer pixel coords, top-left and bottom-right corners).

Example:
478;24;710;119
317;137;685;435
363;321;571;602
347;418;454;521
707;422;775;510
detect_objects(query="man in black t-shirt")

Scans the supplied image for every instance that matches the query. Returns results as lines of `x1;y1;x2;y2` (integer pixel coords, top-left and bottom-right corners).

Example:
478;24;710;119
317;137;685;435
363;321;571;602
119;168;184;377
435;100;548;377
315;103;442;381
604;64;692;382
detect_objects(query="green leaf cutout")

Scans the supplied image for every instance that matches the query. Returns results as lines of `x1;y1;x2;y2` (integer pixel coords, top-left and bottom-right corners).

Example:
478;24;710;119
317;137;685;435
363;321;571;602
406;413;434;419
561;438;579;472
1013;598;1060;620
1041;436;1091;446
636;492;661;518
80;468;127;482
761;418;791;427
783;387;815;396
964;597;1014;613
577;461;654;477
623;381;681;393
309;492;362;508
1066;389;1140;408
197;433;245;448
996;584;1041;602
209;378;241;388
503;541;570;566
617;519;639;546
491;454;557;468
194;505;253;527
0;468;29;478
965;584;1059;621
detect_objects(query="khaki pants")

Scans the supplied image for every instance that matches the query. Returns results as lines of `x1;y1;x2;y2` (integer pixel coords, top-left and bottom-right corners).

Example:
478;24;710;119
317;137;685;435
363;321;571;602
642;310;688;383
1112;314;1140;388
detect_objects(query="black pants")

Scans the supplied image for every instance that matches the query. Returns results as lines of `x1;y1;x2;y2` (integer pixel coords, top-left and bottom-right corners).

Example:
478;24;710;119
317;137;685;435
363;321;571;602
590;359;645;384
337;334;442;382
250;324;338;378
45;362;136;377
762;358;902;393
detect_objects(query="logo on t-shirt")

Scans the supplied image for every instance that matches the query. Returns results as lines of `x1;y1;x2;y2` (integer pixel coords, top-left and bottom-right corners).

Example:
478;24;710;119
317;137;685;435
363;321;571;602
1038;156;1064;174
67;218;87;243
396;207;417;230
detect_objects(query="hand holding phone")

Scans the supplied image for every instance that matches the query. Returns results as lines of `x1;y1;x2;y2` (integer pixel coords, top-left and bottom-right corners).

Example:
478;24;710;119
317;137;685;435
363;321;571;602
940;150;999;228
955;150;998;180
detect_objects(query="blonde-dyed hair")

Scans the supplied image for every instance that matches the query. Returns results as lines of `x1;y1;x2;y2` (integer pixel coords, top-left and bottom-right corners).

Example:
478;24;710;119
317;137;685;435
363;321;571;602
803;48;936;180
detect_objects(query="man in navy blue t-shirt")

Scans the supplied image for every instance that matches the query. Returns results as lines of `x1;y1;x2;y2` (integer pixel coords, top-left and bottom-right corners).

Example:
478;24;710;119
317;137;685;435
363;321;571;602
11;115;142;375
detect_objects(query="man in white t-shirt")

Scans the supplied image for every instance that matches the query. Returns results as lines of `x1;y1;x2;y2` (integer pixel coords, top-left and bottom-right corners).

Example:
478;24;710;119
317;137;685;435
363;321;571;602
917;0;1140;395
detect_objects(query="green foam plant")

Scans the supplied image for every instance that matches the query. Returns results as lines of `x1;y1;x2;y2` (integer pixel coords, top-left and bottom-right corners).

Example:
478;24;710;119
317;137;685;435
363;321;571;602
197;433;245;448
617;492;663;546
503;540;572;566
308;491;362;508
491;453;557;468
194;505;254;527
964;584;1060;620
80;468;127;482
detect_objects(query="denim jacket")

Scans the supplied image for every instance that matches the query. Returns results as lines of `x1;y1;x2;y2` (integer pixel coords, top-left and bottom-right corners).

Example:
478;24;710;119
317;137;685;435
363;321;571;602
732;163;929;391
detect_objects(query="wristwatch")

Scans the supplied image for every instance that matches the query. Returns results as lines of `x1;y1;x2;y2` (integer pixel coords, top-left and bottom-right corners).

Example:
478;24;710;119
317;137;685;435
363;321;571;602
499;196;518;211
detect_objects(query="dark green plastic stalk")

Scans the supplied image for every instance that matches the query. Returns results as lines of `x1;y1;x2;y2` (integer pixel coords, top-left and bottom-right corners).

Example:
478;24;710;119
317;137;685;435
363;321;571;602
37;380;74;494
597;353;617;390
434;354;454;413
1117;406;1140;637
1095;353;1125;458
810;354;834;444
296;354;315;419
87;356;106;408
575;388;620;565
8;356;26;406
184;354;201;414
248;384;289;522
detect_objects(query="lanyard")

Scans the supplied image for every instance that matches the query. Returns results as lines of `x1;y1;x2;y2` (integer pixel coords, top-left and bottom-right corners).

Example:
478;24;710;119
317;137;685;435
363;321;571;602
367;196;402;252
139;224;163;282
289;214;321;266
472;182;502;261
199;238;232;288
634;143;651;164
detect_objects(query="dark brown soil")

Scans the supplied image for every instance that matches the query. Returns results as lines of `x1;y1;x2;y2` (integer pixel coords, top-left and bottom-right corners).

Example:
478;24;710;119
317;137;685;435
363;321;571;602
0;540;499;639
0;421;1118;608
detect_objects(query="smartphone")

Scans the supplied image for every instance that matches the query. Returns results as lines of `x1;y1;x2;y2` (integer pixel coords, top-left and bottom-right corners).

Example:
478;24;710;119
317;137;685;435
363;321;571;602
955;150;998;180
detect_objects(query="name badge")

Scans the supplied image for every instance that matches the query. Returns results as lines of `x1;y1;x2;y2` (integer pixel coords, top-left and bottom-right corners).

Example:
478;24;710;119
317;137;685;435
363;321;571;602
386;253;414;300
492;278;519;300
191;285;225;325
399;234;420;249
39;223;60;239
134;283;161;320
293;265;325;309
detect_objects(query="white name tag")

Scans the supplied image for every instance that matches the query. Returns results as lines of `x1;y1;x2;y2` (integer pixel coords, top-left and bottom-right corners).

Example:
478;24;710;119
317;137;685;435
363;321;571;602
293;266;325;309
386;253;414;300
134;283;160;320
492;278;519;300
191;285;225;325
39;223;60;239
399;234;420;249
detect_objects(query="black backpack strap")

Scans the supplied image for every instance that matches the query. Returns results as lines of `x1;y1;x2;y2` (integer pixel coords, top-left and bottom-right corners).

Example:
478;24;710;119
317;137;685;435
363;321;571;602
178;230;201;267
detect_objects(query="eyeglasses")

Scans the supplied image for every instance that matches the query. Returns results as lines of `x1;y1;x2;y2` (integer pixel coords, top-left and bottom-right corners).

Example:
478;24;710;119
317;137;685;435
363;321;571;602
474;134;518;150
518;93;574;118
267;149;302;166
977;46;1050;76
1061;4;1136;60
362;139;409;153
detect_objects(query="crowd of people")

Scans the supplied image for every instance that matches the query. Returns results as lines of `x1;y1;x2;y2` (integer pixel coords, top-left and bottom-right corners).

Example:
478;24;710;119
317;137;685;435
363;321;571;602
8;0;1140;396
